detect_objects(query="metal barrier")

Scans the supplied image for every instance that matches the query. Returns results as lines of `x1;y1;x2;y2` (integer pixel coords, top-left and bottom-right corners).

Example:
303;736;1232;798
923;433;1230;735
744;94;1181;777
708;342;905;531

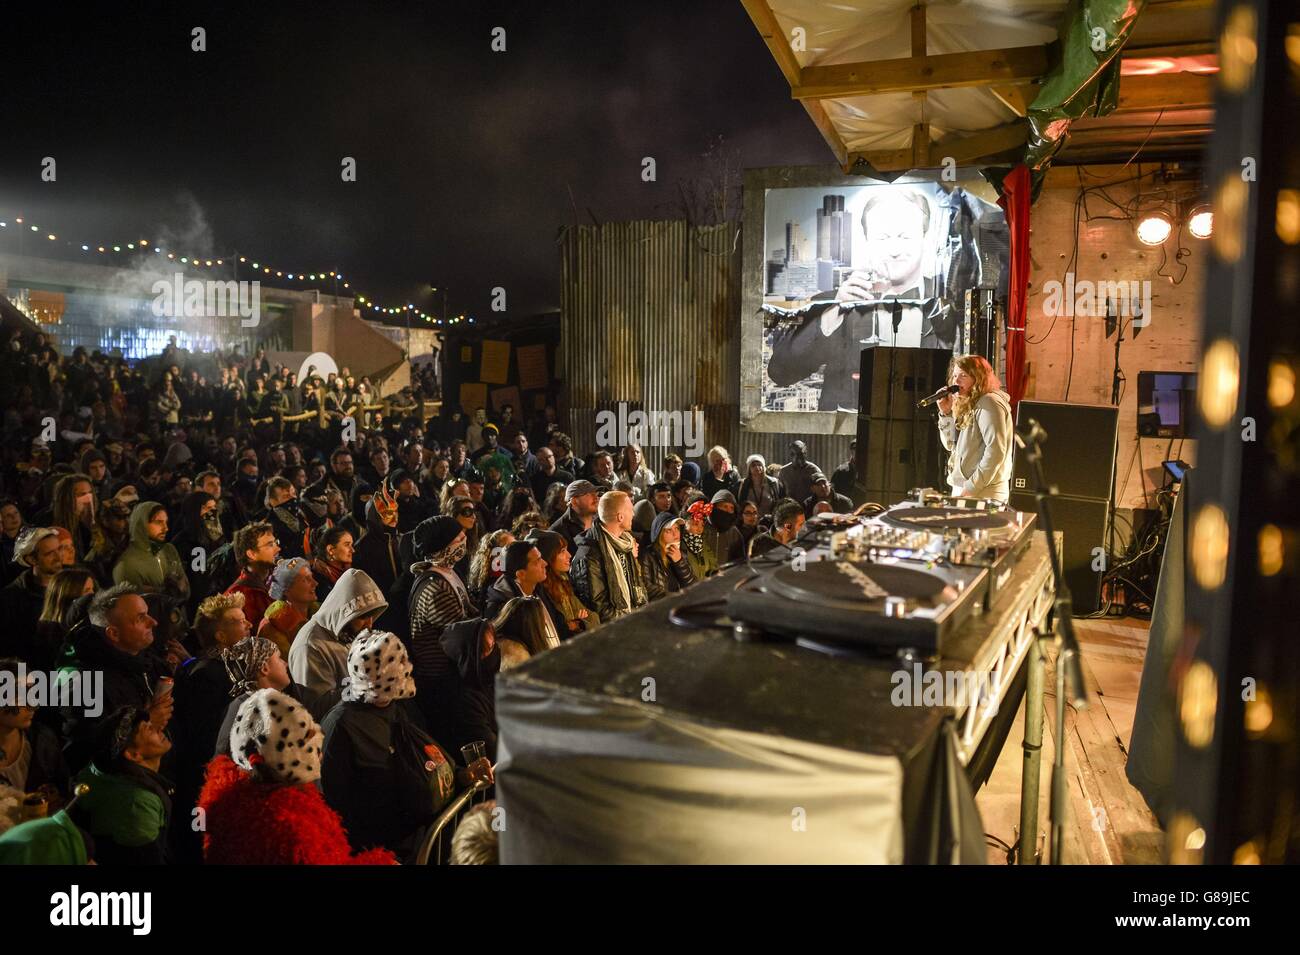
414;775;494;865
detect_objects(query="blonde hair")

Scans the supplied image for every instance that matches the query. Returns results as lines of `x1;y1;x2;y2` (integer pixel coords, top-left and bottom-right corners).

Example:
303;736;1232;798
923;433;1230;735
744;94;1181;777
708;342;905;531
707;446;730;469
195;591;247;651
949;355;1001;430
597;490;631;524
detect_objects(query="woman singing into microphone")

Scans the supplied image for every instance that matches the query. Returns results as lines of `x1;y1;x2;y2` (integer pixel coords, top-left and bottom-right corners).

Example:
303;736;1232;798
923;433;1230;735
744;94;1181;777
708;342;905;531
935;355;1014;502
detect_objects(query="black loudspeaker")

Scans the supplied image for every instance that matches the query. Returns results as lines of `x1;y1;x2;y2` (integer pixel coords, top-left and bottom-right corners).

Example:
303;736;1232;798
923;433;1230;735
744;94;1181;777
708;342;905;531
855;346;951;506
1009;400;1119;614
1010;400;1119;501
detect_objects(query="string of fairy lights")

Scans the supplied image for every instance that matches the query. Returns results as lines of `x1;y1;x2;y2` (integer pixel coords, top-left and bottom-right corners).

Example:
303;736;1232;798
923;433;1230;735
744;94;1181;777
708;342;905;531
0;212;475;327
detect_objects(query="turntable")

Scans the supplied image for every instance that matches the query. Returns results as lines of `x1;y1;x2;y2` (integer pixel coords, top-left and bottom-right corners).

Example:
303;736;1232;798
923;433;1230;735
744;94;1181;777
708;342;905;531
874;496;1037;609
726;556;986;656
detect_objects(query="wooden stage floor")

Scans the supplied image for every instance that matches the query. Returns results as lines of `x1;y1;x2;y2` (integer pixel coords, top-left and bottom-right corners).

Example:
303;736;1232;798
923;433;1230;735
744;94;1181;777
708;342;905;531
975;615;1165;865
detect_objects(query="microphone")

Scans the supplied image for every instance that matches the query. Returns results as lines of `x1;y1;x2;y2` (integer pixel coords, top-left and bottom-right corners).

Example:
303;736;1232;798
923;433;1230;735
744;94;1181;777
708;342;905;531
917;384;959;409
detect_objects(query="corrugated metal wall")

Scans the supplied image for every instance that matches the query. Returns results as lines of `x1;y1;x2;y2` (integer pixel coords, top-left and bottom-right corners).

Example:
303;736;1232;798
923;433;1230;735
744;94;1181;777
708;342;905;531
559;218;852;476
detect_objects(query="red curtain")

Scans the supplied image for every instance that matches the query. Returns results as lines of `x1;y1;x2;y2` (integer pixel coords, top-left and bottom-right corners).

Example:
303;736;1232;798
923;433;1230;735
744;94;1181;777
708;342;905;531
997;164;1031;413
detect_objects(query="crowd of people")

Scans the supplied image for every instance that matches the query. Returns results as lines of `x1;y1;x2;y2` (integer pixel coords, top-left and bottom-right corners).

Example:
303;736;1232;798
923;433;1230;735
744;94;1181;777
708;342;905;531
0;324;860;866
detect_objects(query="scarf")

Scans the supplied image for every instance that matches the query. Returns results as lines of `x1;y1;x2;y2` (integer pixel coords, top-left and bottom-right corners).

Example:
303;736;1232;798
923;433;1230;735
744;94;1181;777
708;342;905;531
683;531;704;556
221;636;278;697
598;524;644;613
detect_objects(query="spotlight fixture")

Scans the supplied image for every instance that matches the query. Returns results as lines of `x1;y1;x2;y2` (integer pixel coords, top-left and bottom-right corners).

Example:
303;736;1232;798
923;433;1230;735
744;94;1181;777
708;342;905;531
1136;211;1174;246
1188;203;1213;239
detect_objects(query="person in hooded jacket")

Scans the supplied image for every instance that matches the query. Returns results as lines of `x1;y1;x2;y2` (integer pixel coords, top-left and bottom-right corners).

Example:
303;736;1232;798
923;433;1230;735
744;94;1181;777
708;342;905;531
286;567;388;714
321;630;492;861
111;501;190;600
405;516;474;742
640;512;696;600
700;489;745;566
199;688;396;865
170;490;225;618
339;480;374;542
84;497;132;587
350;485;401;627
437;617;502;759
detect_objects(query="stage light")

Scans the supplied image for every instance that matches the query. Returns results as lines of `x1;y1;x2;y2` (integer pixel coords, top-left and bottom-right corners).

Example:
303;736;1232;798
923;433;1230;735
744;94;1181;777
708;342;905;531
47;234;56;240
181;257;188;263
127;243;135;249
1136;211;1173;245
1187;205;1213;238
113;245;121;252
30;225;38;232
15;218;22;223
81;245;89;251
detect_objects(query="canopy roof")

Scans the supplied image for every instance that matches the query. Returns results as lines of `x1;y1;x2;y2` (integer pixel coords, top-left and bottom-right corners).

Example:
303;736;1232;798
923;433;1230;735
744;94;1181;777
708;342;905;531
741;0;1217;172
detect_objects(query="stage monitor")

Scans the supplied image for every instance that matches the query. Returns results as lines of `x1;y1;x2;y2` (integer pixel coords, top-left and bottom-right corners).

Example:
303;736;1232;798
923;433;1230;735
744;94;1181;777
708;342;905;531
1137;371;1197;438
741;166;1009;435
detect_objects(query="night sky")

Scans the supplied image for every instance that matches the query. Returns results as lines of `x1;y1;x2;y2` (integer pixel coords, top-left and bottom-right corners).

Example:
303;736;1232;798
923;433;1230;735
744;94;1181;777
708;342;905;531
0;2;828;319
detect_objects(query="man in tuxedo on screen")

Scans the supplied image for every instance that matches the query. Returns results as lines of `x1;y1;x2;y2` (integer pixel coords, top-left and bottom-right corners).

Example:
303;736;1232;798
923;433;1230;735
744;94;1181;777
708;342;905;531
767;188;957;411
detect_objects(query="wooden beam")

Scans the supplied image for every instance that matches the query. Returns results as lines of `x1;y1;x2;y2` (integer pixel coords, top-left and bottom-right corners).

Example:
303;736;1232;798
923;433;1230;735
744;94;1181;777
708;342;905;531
937;121;1028;165
793;45;1049;99
1122;41;1215;59
912;122;931;167
1115;73;1215;112
850;120;1027;171
738;0;850;168
738;0;801;87
990;83;1037;117
911;3;926;57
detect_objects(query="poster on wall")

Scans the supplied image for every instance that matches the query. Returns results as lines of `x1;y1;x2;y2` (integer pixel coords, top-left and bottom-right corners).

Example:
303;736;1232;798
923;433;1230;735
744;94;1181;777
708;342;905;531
516;344;549;391
480;340;511;384
759;181;1008;413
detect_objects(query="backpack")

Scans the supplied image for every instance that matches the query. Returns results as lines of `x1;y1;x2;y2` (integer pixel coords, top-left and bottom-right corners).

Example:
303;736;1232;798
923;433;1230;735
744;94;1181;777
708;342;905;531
389;705;457;824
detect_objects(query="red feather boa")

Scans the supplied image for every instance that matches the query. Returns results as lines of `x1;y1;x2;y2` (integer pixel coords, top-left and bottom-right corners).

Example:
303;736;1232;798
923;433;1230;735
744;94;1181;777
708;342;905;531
198;756;397;865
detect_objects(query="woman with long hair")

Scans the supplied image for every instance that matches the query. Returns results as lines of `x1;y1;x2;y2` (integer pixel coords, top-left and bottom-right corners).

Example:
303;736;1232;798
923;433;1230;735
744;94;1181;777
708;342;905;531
34;567;96;669
615;443;655;498
529;528;595;638
494;486;537;534
935;354;1014;503
467;529;514;606
439;479;470;516
491;595;560;669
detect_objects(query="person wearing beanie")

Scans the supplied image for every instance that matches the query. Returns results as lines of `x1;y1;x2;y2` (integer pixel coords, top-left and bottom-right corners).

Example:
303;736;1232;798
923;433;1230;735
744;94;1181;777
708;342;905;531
527;528;595;638
700;489;745;565
406;515;474;741
321;632;491;861
549;479;600;557
737;453;785;520
69;705;173;865
632;481;675;539
110;501;190;599
803;471;853;518
198;689;396;865
640;511;696;600
286;568;388;713
482;539;548;619
258;557;318;658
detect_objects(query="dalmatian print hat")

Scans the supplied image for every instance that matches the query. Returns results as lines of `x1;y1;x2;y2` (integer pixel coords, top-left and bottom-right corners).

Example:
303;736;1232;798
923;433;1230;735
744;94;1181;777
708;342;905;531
342;629;417;705
230;688;324;785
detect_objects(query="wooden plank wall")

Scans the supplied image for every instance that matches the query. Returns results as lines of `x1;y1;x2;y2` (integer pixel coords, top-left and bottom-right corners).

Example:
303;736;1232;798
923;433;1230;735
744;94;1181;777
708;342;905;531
1024;164;1205;512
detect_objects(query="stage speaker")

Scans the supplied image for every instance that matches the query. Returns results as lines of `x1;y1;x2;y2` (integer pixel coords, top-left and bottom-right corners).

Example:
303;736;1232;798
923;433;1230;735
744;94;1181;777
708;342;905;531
1009;400;1119;614
855;346;951;506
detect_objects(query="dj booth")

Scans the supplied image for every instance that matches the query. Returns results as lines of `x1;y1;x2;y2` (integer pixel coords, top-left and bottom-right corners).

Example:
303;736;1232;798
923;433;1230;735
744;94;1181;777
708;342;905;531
496;499;1056;864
